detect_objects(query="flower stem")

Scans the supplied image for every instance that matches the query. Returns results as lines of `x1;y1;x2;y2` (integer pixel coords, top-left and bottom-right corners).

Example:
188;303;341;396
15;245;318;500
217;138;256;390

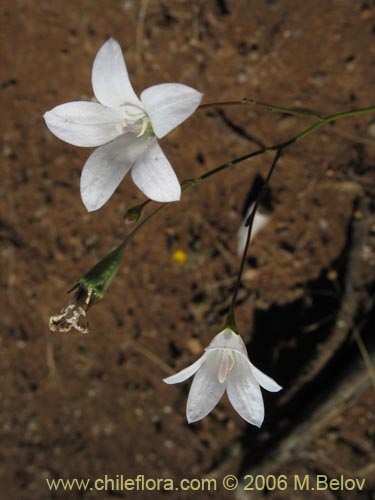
194;105;375;184
123;105;374;260
226;149;282;326
122;202;168;247
125;105;374;258
94;104;375;307
198;98;322;121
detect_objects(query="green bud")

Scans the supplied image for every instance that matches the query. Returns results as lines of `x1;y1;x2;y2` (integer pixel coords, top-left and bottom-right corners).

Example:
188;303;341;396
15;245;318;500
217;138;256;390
79;241;126;303
124;203;144;224
49;242;125;334
225;308;238;334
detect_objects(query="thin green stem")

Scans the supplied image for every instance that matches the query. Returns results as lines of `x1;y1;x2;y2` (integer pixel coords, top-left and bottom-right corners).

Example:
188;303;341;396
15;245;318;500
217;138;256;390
111;104;374;310
226;149;282;326
193;105;375;184
126;106;374;249
126;106;374;247
122;202;168;247
198;98;322;121
68;100;375;328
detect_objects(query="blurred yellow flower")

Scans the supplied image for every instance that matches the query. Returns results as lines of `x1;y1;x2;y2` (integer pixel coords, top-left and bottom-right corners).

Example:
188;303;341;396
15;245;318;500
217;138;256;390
172;249;188;265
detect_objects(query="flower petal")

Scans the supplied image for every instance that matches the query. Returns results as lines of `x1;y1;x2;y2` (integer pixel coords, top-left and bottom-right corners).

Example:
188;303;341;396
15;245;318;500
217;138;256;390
131;140;181;202
249;362;282;392
44;101;124;147
80;133;149;212
141;83;202;139
206;328;248;357
227;354;264;427
163;353;207;385
186;351;226;423
92;38;142;108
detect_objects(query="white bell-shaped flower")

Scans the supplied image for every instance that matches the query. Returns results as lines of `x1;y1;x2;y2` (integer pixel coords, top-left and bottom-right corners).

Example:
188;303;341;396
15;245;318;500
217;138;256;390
44;38;203;211
164;328;282;426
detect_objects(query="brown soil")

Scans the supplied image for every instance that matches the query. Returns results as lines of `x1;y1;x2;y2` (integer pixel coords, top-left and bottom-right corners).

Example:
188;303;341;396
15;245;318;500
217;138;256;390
1;1;374;499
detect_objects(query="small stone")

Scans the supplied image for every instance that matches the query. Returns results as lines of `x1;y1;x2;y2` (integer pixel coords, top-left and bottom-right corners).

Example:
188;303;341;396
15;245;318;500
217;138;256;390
327;270;338;281
360;7;372;20
186;338;203;356
135;407;144;417
367;122;375;138
163;405;173;414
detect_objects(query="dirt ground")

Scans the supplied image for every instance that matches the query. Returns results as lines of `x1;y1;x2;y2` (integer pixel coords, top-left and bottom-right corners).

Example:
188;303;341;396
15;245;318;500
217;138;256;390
1;0;375;499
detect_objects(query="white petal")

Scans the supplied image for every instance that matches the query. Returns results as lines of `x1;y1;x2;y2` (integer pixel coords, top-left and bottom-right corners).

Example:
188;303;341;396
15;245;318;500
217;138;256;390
206;329;248;357
131;140;181;202
44;102;124;147
227;354;264;427
186;352;226;423
141;83;202;139
92;38;142;108
80;134;148;211
163;353;207;384
249;362;282;392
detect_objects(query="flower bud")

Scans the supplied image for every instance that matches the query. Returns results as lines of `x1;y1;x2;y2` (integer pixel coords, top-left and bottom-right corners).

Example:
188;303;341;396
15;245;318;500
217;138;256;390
124;203;144;224
49;242;125;333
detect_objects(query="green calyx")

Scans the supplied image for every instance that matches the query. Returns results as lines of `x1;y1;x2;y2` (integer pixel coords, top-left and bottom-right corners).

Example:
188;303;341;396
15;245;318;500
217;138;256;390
77;242;126;305
225;308;238;334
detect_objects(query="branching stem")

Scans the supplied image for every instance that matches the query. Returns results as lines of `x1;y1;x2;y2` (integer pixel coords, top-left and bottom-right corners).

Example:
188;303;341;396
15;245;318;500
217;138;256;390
84;104;375;312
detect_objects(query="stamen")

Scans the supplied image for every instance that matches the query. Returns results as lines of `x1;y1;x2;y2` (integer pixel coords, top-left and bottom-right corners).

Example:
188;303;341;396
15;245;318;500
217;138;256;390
137;117;149;137
228;351;235;371
218;350;230;383
123;104;146;121
124;109;144;119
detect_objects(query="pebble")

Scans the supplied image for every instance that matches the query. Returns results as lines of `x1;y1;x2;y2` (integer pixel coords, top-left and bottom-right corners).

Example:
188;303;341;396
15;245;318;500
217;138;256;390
367;122;375;138
186;338;203;355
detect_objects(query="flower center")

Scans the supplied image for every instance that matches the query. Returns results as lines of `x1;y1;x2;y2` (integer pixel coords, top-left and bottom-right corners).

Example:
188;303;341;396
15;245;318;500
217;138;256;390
218;349;235;383
120;104;153;138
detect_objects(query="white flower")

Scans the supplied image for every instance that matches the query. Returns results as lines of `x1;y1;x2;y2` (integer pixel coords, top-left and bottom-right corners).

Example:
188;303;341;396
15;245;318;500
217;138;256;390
164;328;282;426
44;38;203;211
